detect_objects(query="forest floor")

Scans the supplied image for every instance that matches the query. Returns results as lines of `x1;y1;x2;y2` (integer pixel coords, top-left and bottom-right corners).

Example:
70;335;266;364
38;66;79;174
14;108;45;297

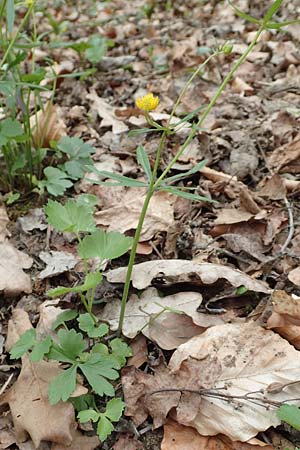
1;0;300;449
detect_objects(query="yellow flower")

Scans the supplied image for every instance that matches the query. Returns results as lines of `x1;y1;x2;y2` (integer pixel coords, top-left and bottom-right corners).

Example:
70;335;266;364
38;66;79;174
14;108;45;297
135;93;159;111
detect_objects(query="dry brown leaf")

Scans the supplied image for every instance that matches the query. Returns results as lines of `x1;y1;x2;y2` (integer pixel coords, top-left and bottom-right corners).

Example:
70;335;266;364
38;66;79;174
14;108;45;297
99;287;232;345
95;188;175;241
0;309;81;448
38;251;79;279
106;260;270;293
266;290;300;349
0;206;10;242
258;175;287;200
51;428;99;450
161;420;274;450
99;288;217;349
113;434;144;450
127;335;148;368
122;322;300;442
0;243;33;297
288;267;300;286
31;103;67;148
268;135;300;173
214;208;254;225
87;90;128;134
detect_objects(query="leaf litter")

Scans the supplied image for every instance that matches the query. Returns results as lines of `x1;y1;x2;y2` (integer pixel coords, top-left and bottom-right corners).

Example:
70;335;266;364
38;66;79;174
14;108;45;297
2;0;300;449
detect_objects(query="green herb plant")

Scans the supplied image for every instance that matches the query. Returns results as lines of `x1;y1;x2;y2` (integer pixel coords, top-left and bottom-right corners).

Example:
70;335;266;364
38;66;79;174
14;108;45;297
10;194;133;442
89;0;298;335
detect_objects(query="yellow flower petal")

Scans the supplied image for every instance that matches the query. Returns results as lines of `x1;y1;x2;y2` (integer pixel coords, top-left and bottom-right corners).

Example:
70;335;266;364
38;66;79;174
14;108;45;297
135;93;159;111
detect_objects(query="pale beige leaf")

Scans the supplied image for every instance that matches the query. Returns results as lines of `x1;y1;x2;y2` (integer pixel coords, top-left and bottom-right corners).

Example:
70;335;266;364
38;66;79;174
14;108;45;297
96;189;175;241
0;243;33;297
106;260;270;292
99;288;225;349
0;206;10;242
288;267;300;286
51;428;99;450
169;323;300;441
161;420;274;450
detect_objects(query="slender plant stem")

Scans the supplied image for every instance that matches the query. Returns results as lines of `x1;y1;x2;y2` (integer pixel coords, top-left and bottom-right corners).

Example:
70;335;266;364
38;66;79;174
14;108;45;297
117;131;167;334
154;24;265;189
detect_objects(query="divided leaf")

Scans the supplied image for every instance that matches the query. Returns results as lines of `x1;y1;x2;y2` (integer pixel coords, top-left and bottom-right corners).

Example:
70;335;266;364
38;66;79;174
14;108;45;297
79;353;119;397
10;328;36;359
78;313;109;338
48;272;102;298
78;229;132;261
48;365;77;405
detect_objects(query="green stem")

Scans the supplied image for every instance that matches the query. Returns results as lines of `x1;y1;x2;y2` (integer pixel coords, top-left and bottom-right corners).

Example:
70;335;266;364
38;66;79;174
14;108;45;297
117;131;166;335
0;3;34;72
154;24;265;188
168;52;218;126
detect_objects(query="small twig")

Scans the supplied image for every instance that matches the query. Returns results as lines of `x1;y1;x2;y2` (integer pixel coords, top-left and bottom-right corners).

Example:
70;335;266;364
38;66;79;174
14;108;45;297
280;196;295;255
0;373;14;396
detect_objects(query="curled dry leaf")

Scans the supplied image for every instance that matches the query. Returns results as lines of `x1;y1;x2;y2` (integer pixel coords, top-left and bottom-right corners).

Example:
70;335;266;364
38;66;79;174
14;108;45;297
31;103;67;149
1;309;84;448
96;189;175;242
99;288;228;349
122;322;300;442
0;243;33;297
161;420;274;450
106;260;270;293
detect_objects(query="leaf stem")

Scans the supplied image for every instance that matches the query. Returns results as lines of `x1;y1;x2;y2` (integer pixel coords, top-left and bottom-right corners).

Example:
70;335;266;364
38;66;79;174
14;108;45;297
117;131;166;335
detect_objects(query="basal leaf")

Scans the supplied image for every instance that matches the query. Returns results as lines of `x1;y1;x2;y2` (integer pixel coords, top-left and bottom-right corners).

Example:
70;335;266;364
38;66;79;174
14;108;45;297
104;398;125;422
42;167;73;197
78;409;99;423
97;415;114;442
52;310;78;330
110;338;132;368
30;336;52;361
78;313;109;338
79;353;119;397
10;329;36;359
48;365;77;405
78;229;132;261
48;272;102;298
44;198;96;234
277;404;300;431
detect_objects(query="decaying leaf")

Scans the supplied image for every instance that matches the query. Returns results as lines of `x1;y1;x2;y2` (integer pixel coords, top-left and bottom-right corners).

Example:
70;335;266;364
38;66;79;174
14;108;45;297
99;288;228;349
96;189;175;242
106;260;270;292
161;420;274;450
18;209;47;233
122;322;300;442
288;267;300;286
1;309;84;448
0;243;33;296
